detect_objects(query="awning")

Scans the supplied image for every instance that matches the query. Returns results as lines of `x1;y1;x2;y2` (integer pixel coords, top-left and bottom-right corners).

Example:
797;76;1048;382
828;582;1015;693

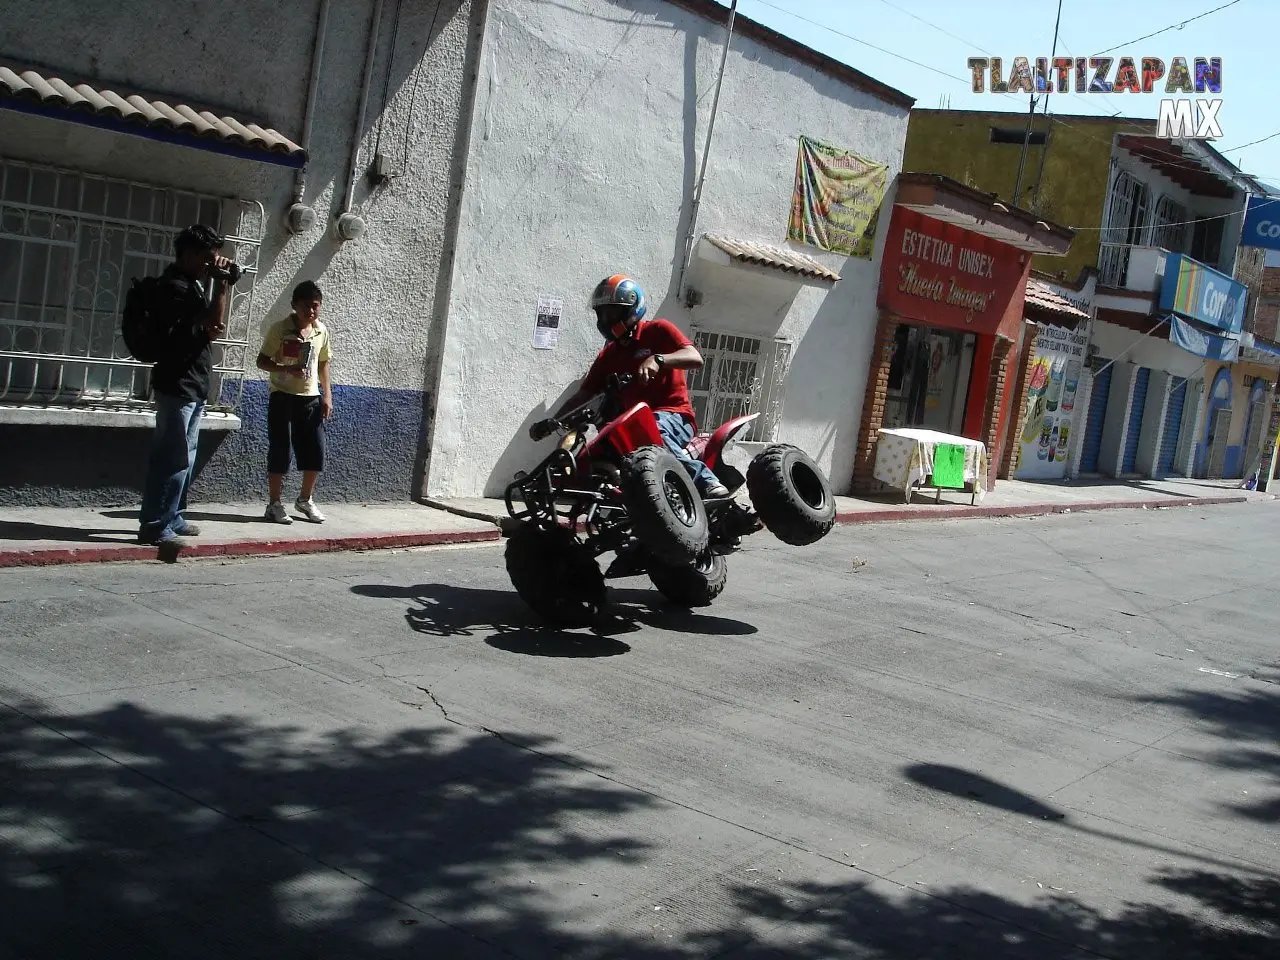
700;234;841;283
1025;279;1090;322
1169;314;1240;362
0;64;306;167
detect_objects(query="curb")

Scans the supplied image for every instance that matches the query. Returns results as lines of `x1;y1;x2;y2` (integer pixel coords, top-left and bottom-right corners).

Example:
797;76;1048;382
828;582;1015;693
0;527;501;569
834;494;1251;526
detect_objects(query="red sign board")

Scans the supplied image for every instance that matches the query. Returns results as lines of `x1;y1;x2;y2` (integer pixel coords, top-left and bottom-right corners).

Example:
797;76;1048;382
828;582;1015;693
878;206;1028;338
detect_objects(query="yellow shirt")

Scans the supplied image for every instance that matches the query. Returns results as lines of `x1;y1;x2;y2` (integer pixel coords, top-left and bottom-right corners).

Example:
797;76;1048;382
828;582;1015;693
261;315;331;396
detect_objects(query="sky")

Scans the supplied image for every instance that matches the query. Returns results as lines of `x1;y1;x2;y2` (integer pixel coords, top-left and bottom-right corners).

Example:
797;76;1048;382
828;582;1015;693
713;0;1279;189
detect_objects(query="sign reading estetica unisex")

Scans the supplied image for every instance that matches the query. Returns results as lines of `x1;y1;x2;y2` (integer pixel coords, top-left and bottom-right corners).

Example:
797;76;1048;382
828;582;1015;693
877;206;1026;337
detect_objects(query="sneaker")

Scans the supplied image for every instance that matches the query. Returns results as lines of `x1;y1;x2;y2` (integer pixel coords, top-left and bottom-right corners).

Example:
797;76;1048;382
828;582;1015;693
265;501;292;524
702;483;731;499
295;497;326;523
172;522;201;537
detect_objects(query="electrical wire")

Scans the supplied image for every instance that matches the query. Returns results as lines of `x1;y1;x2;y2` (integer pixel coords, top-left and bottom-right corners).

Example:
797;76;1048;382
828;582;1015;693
1091;0;1243;57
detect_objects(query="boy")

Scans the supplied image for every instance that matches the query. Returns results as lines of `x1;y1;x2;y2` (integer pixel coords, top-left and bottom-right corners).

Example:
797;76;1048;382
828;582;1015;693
256;280;333;523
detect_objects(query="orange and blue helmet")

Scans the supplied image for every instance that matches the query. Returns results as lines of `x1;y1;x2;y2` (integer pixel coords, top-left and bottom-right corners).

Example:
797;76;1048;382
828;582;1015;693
590;274;646;340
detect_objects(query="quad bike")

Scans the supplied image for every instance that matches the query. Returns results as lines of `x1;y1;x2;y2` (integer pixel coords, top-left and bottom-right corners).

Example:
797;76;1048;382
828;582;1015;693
503;373;837;625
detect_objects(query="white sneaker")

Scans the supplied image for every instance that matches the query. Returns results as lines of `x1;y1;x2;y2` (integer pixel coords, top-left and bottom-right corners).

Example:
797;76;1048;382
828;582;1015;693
295;497;326;523
265;501;292;524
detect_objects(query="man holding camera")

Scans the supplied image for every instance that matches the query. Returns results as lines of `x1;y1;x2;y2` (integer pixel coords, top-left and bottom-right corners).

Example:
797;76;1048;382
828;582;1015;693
138;224;240;555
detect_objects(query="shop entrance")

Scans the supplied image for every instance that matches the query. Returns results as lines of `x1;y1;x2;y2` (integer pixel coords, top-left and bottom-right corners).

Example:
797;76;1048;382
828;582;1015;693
883;324;976;434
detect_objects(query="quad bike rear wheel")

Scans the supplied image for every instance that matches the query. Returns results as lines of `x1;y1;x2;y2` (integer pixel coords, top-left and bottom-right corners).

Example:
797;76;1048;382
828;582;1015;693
648;551;727;607
621;445;710;565
746;444;836;546
505;524;606;626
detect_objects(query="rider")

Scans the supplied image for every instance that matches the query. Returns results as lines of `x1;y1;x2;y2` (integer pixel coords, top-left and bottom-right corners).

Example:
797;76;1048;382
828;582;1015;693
530;274;731;499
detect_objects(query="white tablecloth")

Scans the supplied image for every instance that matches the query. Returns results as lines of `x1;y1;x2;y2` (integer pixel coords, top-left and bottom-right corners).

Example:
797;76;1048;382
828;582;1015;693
872;428;988;503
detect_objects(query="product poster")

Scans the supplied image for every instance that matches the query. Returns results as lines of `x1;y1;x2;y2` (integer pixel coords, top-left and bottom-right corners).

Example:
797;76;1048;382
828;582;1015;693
532;297;562;350
1014;324;1089;481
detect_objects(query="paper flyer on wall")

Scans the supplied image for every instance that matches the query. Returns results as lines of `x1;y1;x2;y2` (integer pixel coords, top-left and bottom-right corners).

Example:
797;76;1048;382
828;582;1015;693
533;297;562;350
1014;324;1089;481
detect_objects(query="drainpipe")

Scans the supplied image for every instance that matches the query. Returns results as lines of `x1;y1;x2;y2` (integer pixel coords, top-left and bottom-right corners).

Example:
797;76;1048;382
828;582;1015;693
336;0;386;241
286;0;330;233
676;0;737;304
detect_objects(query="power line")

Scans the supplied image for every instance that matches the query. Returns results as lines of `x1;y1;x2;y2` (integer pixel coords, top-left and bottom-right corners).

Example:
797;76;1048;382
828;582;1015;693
1221;130;1280;153
1092;0;1243;56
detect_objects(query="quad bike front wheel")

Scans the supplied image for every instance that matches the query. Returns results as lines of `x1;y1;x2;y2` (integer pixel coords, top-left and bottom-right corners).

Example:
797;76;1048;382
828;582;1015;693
505;524;606;626
620;445;710;566
745;444;836;546
648;551;727;607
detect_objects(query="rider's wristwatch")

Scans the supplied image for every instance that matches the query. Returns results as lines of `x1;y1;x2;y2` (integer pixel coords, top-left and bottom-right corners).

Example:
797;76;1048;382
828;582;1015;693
654;353;666;368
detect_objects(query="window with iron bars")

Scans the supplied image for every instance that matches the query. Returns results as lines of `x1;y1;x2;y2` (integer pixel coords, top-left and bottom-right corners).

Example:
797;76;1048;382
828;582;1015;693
0;157;263;411
686;329;792;441
1151;194;1189;253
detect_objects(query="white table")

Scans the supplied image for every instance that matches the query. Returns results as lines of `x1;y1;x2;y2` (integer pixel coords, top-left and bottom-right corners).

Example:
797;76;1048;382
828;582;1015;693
872;427;988;504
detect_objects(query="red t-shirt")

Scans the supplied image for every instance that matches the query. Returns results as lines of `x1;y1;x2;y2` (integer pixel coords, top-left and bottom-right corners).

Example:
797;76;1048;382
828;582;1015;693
581;318;697;427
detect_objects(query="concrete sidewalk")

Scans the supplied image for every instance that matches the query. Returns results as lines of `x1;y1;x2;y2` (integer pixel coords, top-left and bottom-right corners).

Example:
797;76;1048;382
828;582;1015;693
0;476;1269;568
427;475;1274;528
0;501;499;568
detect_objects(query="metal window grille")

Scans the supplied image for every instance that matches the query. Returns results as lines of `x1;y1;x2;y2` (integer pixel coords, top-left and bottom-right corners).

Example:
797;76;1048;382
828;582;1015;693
1098;170;1149;287
687;329;792;441
0;157;264;410
1152;195;1189;253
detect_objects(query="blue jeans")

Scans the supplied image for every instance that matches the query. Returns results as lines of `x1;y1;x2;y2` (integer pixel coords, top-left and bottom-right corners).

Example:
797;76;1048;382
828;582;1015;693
139;394;204;542
655;410;720;492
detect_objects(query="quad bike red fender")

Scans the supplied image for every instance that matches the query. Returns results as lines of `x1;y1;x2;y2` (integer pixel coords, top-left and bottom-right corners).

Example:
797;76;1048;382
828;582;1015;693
687;413;759;470
581;402;662;465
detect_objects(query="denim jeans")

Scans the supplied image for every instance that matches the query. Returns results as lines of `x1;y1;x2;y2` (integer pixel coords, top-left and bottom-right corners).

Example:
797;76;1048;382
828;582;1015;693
654;410;720;491
139;394;204;542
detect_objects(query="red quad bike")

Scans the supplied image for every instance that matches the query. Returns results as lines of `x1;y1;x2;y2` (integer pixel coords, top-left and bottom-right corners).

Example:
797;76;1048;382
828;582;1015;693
503;373;837;625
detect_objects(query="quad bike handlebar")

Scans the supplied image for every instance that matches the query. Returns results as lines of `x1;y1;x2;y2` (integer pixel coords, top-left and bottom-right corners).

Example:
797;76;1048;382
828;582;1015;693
530;373;635;441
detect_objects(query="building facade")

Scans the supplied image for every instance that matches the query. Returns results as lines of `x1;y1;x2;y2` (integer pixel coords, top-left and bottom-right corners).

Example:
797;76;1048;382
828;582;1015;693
424;0;914;498
1;0;487;505
3;0;915;505
903;108;1278;483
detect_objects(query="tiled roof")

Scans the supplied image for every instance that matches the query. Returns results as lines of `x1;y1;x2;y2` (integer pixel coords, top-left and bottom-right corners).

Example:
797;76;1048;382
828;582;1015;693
1025;279;1090;319
0;65;305;161
703;234;842;283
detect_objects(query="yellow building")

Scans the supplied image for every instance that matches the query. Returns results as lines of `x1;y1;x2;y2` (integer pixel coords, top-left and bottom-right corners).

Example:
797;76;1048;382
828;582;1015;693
903;109;1154;283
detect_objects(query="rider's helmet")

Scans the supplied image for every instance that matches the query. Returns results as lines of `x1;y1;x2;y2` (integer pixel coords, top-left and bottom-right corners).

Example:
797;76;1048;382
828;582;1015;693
590;274;646;341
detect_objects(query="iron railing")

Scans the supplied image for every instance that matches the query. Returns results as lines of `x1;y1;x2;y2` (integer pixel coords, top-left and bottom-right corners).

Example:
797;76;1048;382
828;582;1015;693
0;157;263;410
687;329;792;441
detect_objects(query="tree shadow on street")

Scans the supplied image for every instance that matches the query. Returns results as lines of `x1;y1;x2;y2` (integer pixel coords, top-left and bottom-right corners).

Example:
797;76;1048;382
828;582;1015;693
2;699;1276;958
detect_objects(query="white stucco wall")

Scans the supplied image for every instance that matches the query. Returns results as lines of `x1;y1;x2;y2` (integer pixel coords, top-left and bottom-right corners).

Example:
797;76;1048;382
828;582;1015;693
2;0;482;394
1090;319;1205;379
426;0;911;497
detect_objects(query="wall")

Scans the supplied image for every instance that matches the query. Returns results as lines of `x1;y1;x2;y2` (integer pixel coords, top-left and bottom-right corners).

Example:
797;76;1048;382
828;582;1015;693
0;0;486;504
1089;319;1205;379
902;110;1149;284
426;0;910;497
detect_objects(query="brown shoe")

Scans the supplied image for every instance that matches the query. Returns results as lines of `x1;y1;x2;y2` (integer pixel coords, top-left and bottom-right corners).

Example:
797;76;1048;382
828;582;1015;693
156;536;189;563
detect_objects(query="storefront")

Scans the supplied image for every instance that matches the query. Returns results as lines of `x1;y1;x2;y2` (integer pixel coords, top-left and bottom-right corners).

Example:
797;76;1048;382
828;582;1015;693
852;174;1075;493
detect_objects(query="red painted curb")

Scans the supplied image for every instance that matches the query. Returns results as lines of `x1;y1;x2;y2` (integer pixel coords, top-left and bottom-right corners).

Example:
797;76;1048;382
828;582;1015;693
0;527;501;569
835;494;1250;526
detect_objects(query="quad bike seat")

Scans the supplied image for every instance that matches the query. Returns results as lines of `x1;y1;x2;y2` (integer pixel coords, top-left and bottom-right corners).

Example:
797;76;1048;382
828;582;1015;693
684;433;711;461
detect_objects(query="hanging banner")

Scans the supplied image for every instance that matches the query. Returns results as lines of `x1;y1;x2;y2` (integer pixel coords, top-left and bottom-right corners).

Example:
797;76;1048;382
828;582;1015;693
1169;314;1240;362
1015;323;1090;480
787;135;889;259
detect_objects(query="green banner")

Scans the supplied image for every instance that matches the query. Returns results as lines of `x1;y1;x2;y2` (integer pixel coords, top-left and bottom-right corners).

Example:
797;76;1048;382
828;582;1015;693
787;135;889;259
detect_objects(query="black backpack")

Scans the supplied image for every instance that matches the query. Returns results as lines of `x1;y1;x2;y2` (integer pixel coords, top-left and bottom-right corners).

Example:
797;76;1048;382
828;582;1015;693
120;276;169;363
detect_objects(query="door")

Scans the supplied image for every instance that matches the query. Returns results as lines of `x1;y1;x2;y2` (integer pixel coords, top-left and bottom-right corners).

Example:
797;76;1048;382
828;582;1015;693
1121;367;1151;475
1079;364;1112;473
1207;406;1232;477
1157;378;1188;475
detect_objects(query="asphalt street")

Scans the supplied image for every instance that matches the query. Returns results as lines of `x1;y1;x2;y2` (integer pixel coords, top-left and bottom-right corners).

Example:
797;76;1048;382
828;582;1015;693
1;503;1277;959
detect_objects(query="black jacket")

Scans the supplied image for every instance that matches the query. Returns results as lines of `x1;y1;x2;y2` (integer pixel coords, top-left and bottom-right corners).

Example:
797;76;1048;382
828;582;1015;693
150;264;213;403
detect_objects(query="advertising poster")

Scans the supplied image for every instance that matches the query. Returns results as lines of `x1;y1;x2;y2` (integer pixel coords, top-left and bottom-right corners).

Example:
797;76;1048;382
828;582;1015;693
532;297;562;350
1014;324;1090;481
787;135;889;259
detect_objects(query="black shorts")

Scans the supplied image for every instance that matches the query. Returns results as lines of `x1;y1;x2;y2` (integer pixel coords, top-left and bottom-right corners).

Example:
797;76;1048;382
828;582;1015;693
267;391;325;474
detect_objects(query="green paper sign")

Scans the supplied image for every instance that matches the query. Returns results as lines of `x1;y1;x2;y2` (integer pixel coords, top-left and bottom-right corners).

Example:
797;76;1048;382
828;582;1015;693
932;443;966;489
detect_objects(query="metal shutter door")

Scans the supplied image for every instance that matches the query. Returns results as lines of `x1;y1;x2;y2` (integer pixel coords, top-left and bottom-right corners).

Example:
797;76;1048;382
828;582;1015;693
1121;367;1151;474
1079;365;1112;473
1157;378;1188;475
